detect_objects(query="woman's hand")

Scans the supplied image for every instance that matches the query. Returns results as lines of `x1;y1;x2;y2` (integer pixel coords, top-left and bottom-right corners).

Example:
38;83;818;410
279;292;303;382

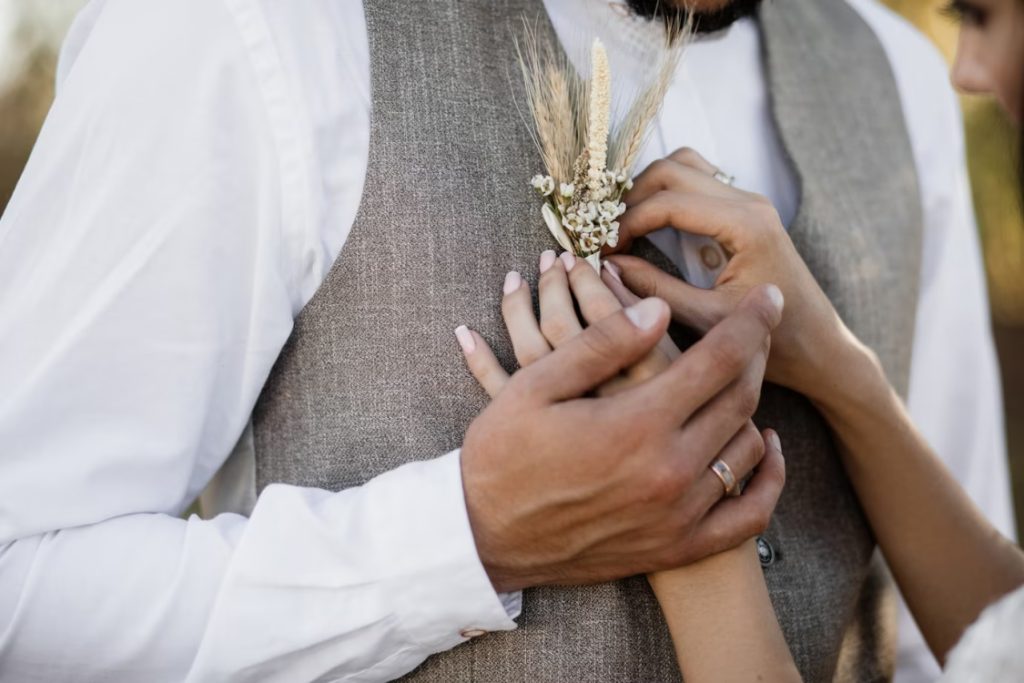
456;248;681;399
607;148;867;403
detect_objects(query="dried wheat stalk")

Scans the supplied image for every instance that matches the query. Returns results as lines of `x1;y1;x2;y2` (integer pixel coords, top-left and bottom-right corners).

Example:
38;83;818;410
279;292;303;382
517;18;690;268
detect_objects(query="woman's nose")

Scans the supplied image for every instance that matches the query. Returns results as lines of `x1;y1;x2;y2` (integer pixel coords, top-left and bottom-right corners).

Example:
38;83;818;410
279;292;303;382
951;33;995;95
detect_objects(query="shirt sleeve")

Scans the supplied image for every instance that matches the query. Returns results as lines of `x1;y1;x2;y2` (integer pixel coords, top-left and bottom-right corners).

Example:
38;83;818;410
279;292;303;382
0;1;515;680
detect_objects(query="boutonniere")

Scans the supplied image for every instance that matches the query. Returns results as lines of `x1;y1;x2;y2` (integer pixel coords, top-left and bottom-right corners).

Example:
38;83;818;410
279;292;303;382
518;23;688;270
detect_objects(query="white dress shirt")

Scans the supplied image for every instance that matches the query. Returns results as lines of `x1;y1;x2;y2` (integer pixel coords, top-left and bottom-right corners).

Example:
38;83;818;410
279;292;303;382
0;0;1012;681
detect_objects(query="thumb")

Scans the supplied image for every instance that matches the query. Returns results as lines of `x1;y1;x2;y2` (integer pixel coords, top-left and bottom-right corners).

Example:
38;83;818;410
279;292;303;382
609;255;729;333
520;297;669;403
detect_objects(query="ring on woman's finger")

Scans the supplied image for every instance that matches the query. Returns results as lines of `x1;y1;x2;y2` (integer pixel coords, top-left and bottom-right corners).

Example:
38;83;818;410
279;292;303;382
709;458;742;497
712;169;736;187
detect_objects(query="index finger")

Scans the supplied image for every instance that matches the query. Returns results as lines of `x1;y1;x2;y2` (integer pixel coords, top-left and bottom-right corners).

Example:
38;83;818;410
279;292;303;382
614;190;747;253
627;284;784;425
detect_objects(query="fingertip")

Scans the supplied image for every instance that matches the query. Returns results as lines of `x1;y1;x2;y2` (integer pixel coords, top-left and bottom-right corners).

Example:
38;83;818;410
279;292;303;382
624;297;669;332
540;249;557;273
454;325;476;355
559;251;576;272
742;284;784;330
503;271;522;295
765;284;785;316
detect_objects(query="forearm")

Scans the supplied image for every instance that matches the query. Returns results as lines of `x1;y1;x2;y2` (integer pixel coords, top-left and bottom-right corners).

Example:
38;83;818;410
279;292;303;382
647;540;801;682
0;453;516;681
809;341;1024;662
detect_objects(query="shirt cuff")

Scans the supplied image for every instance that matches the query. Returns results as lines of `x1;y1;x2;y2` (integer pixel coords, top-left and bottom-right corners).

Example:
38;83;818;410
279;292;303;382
386;449;519;651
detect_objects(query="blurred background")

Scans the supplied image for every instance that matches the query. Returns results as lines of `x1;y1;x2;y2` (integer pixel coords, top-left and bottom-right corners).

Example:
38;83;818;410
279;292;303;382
1;1;1022;530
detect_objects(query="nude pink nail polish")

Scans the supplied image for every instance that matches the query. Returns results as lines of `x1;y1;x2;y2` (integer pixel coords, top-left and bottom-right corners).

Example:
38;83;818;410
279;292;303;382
539;250;557;273
560;251;576;272
503;271;522;294
454;325;476;354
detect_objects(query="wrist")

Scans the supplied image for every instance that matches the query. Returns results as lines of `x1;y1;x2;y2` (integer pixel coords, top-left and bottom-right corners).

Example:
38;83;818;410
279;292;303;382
805;332;894;427
796;324;885;407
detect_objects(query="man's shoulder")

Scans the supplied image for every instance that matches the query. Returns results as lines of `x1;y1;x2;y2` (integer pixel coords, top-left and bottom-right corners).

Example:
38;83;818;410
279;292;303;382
57;0;252;92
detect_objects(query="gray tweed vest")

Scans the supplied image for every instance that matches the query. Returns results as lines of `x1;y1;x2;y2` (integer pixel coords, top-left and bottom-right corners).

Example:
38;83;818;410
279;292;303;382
252;1;922;680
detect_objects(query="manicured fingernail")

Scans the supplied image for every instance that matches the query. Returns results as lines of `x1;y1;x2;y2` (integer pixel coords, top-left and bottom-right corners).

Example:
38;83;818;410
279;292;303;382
768;430;782;453
765;285;784;314
539;250;557;273
603;260;622;282
454;325;476;354
624;298;664;330
503;271;522;295
559;251;576;272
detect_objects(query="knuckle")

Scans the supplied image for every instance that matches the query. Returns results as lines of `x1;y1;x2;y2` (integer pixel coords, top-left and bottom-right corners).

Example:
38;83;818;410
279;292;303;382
649;158;674;179
501;373;531;405
750;506;772;536
540;315;576;345
577;321;620;363
638;270;662;299
670;147;700;166
647;464;684;502
734;377;763;419
707;335;748;377
734;389;760;421
589;295;624;322
518;347;546;367
749;196;780;223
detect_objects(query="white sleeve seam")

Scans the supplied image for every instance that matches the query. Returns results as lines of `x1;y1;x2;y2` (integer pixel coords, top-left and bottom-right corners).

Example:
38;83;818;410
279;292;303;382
219;0;315;315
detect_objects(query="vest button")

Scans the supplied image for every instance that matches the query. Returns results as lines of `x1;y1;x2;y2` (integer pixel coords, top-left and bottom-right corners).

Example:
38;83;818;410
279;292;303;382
756;536;775;567
700;244;723;270
460;628;488;639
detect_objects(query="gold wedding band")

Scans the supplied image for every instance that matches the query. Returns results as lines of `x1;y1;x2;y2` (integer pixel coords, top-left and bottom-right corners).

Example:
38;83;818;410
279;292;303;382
710;458;740;497
712;169;735;186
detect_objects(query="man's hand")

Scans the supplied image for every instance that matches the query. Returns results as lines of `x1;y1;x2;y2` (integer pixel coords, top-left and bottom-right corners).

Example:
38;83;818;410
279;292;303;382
460;285;785;592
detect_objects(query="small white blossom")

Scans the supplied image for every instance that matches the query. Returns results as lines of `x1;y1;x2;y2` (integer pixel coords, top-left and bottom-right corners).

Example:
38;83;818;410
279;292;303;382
560;183;575;198
607;223;620;248
531;174;555;196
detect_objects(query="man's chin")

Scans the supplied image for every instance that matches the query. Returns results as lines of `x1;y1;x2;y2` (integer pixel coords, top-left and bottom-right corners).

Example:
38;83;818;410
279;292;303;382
626;0;764;34
663;0;735;10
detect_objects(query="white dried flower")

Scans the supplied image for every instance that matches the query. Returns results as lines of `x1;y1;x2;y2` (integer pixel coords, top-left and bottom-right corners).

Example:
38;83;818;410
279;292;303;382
562;212;584;233
531;174;555;196
560;182;575;198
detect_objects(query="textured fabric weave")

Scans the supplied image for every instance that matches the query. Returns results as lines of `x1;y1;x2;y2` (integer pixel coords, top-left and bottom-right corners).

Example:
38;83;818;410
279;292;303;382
253;0;922;680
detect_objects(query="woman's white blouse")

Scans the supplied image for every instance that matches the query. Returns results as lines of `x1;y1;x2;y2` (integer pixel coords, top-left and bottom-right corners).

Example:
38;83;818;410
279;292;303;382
942;585;1024;682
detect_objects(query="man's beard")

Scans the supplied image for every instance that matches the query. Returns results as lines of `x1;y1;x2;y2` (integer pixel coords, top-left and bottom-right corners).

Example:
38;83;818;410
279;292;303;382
625;0;764;34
